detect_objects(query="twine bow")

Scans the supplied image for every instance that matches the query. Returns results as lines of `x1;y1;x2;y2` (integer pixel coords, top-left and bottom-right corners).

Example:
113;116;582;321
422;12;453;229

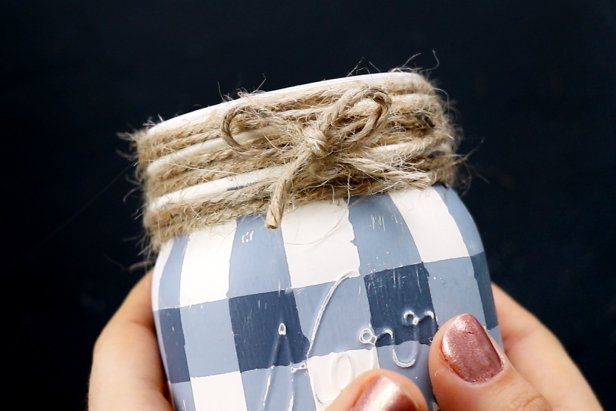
221;86;392;229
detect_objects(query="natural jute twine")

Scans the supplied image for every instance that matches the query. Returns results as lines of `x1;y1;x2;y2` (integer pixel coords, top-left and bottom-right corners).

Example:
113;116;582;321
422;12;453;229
132;72;461;252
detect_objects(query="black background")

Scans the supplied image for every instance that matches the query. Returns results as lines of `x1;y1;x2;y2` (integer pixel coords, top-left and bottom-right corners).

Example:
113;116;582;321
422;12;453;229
5;1;615;409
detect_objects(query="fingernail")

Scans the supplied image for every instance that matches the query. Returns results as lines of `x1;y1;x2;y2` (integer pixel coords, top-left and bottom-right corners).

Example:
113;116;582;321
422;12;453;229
352;375;418;411
441;313;503;383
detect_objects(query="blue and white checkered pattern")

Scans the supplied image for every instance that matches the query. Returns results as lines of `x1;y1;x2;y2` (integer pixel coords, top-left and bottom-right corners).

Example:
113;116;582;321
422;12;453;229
152;185;500;411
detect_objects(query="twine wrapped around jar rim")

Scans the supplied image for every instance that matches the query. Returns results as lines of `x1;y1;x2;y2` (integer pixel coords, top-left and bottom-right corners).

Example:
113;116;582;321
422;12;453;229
132;71;462;252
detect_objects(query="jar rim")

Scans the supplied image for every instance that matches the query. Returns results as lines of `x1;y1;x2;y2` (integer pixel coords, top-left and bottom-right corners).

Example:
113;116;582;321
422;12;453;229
146;72;424;137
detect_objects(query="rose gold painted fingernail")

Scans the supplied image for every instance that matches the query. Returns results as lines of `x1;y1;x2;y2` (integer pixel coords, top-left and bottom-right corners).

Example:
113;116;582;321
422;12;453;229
352;375;418;411
441;313;503;383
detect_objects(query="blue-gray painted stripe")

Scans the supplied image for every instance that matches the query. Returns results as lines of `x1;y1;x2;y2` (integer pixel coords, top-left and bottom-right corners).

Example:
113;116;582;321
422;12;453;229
488;325;503;348
471;253;498;329
181;300;240;377
228;214;291;298
348;193;422;275
424;256;487;327
364;264;437;346
158;308;191;383
170;381;196;411
158;235;189;309
294;275;372;357
376;343;434;406
433;185;484;256
229;290;309;372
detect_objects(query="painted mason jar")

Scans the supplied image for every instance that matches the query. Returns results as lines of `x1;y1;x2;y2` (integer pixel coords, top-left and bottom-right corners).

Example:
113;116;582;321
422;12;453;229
135;72;500;411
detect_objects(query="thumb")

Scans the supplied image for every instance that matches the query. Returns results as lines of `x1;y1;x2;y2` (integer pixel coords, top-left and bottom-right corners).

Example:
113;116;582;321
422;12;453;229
429;313;551;411
326;369;429;411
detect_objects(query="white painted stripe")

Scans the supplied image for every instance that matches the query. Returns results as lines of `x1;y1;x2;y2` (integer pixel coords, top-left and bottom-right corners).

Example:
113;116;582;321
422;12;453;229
179;220;237;306
191;372;248;411
281;199;360;289
389;187;469;263
151;239;173;311
306;347;379;411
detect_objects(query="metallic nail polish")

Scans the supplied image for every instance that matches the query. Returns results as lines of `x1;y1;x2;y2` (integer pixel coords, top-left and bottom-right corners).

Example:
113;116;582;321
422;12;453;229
441;313;503;383
352;376;418;411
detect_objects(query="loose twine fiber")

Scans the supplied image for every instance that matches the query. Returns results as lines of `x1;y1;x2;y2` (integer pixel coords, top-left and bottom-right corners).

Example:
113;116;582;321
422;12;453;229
132;72;462;253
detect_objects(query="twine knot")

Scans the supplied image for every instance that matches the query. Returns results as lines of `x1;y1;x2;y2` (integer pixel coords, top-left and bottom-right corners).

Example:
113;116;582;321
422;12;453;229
222;86;393;228
303;126;330;158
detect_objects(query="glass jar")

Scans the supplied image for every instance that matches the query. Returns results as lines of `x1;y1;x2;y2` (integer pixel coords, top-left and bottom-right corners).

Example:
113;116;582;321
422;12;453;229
142;73;499;411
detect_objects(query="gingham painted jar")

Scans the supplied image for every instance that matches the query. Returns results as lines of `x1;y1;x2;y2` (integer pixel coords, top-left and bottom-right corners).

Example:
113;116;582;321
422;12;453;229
151;186;499;411
144;73;500;411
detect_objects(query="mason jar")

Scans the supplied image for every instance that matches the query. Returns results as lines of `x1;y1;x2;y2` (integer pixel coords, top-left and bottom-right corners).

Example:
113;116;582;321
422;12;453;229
137;72;500;411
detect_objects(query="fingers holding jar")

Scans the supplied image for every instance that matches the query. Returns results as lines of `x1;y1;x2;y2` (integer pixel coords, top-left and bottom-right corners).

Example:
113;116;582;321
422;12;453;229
328;285;603;411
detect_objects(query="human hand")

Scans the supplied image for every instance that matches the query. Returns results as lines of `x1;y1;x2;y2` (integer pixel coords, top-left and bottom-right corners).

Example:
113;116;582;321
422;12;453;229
327;284;603;410
88;271;173;411
88;272;603;411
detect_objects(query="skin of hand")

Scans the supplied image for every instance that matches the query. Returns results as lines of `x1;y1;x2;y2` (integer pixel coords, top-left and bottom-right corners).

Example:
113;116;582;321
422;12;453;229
87;272;603;411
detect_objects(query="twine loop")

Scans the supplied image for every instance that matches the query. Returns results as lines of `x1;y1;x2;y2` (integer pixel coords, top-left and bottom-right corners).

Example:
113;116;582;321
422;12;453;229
221;86;392;228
